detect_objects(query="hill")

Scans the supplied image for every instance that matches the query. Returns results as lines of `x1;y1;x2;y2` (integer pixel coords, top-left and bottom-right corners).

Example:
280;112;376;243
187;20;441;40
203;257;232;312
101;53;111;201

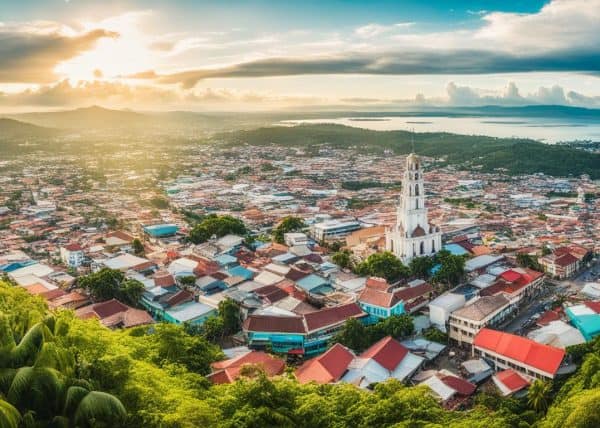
216;123;600;178
7;105;155;130
0;118;59;139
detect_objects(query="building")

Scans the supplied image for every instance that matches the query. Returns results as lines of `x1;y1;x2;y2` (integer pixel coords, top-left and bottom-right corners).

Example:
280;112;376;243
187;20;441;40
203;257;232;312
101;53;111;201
565;302;600;341
284;232;310;247
75;299;154;328
429;293;466;329
472;328;565;380
540;252;579;279
243;303;366;356
358;279;433;321
60;243;84;268
385;154;442;263
296;337;424;387
310;219;361;241
448;295;513;345
208;351;285;384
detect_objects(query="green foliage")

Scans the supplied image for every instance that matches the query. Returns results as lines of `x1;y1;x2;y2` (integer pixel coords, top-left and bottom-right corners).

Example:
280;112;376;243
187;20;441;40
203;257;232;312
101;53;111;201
132;238;145;255
273;216;306;244
341;180;401;191
149;196;170;210
422;327;449;344
188;214;247;244
354;251;410;282
78;268;144;307
409;255;435;278
516;253;542;271
332;250;352;269
528;379;553;413
432;250;466;288
334;315;414;353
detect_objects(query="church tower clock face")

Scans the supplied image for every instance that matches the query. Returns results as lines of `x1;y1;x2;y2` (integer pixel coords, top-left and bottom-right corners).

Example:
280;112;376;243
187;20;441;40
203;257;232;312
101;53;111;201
385;153;442;264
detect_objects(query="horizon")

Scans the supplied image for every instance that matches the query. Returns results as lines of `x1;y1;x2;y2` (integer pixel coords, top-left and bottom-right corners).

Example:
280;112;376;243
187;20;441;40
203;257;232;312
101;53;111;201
1;0;600;113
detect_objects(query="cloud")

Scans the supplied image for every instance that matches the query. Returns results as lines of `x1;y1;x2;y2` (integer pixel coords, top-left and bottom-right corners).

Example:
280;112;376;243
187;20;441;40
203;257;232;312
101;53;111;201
131;47;600;88
355;22;414;38
0;23;117;83
442;81;600;107
0;79;326;110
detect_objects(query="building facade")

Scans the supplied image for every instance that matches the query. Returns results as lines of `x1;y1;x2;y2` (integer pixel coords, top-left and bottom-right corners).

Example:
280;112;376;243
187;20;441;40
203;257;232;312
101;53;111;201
385;154;442;263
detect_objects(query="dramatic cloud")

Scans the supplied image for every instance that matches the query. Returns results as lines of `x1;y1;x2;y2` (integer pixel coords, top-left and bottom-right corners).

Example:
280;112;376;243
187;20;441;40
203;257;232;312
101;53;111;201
0;23;117;83
131;48;600;89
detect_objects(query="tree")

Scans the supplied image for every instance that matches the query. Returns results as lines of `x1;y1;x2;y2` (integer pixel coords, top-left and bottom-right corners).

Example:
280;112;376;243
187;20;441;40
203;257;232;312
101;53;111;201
188;214;247;244
78;268;144;306
333;318;369;352
273;216;305;244
354;252;410;282
219;298;241;336
432;250;466;288
332;250;352;269
149;196;169;210
517;253;542;271
409;256;434;278
0;315;127;427
528;379;553;413
132;238;144;255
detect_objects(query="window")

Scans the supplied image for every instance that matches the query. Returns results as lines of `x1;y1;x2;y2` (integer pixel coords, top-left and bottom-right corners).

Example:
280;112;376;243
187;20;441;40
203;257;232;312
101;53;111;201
420;241;425;255
415;184;419;196
432;240;435;252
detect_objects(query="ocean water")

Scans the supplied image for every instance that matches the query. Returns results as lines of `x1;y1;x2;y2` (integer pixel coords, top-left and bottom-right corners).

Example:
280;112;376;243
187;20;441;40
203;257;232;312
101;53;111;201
286;116;600;144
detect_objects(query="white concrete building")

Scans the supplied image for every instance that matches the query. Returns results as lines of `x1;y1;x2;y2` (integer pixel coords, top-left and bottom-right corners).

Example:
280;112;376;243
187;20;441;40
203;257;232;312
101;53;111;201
385;154;442;264
60;243;84;268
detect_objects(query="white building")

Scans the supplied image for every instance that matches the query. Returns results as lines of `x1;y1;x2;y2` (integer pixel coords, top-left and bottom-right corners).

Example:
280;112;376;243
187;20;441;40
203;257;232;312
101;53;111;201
385;154;442;264
60;243;84;268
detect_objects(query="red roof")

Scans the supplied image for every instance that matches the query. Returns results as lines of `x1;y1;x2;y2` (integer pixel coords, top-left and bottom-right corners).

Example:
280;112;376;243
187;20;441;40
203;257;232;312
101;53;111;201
243;314;305;334
440;375;476;396
500;270;521;283
584;301;600;314
209;351;285;384
554;253;579;267
296;343;354;384
304;303;364;333
495;369;530;393
473;328;565;375
64;243;83;252
536;308;562;326
360;336;408;371
365;277;390;291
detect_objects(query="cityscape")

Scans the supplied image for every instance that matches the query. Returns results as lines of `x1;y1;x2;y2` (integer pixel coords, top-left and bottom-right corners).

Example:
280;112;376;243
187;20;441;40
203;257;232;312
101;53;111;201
1;1;600;427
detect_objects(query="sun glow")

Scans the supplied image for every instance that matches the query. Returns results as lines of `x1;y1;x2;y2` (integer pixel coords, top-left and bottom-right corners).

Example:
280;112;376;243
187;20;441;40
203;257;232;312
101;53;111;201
54;12;156;81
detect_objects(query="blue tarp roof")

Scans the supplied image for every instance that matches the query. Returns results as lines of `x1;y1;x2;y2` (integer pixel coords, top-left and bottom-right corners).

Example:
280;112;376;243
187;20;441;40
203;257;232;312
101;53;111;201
444;243;469;256
227;265;255;280
296;274;329;292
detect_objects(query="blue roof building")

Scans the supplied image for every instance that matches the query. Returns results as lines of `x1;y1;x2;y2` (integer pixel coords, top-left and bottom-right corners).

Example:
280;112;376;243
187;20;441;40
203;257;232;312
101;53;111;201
296;274;332;295
227;265;255;280
566;303;600;341
143;224;179;237
444;243;469;256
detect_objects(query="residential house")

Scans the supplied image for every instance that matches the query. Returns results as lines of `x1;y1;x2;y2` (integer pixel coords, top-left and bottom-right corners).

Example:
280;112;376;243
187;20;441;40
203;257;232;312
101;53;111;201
243;303;366;356
60;243;85;267
208;351;285;384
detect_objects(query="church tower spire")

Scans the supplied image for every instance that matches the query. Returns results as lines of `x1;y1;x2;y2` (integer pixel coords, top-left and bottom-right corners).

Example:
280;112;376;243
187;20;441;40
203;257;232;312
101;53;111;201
385;154;442;263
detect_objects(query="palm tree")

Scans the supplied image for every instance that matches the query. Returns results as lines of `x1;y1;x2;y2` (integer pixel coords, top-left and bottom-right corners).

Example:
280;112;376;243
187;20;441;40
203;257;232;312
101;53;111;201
0;315;127;427
528;379;553;413
0;399;20;428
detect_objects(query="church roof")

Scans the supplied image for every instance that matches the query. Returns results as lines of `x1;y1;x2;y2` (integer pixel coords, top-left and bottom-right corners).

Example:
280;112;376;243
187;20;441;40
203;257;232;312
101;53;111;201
411;225;426;238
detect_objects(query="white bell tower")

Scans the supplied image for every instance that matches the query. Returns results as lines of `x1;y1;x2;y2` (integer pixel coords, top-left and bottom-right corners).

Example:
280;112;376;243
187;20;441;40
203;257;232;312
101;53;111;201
385;154;442;264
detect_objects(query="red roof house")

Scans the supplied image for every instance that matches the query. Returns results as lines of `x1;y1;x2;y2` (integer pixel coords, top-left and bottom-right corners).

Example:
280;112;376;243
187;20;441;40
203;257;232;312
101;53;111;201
473;328;565;379
208;351;285;384
296;343;355;384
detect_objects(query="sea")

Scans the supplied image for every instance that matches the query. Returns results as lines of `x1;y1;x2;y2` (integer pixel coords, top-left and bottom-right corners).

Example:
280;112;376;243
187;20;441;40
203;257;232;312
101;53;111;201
284;116;600;144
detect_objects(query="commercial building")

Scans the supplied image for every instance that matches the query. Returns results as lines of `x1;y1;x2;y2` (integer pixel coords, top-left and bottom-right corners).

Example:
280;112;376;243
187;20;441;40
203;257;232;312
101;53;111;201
449;295;513;345
310;219;361;241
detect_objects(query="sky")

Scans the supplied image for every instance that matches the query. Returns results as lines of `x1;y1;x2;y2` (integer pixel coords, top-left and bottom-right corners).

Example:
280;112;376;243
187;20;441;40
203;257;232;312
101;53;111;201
1;0;599;111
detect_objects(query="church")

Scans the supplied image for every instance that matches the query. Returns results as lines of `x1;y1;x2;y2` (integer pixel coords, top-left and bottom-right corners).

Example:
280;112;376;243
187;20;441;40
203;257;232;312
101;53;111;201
385;153;442;264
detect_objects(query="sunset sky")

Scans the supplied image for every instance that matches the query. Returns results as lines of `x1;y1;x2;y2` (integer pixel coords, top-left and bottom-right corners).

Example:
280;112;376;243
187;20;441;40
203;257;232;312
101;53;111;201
1;0;599;111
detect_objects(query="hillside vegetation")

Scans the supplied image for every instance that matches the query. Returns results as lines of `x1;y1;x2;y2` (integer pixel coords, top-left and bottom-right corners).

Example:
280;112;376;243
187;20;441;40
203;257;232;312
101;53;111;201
218;124;600;178
1;281;600;427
